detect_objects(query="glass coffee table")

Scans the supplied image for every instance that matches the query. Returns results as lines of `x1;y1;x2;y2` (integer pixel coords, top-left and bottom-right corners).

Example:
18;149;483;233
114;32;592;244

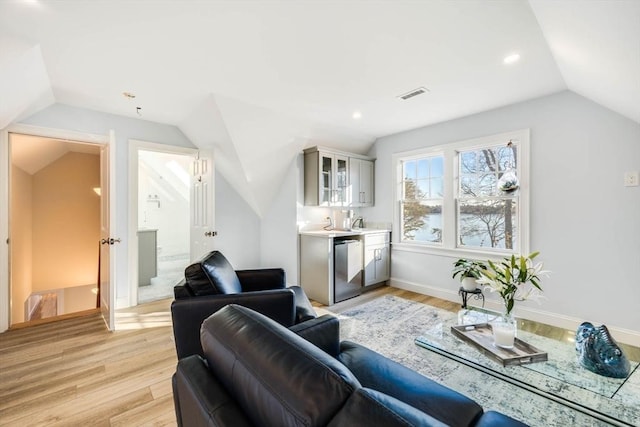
415;308;639;427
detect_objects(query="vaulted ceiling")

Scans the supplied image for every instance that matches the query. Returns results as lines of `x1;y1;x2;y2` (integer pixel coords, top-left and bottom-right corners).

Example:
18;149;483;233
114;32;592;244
1;0;638;216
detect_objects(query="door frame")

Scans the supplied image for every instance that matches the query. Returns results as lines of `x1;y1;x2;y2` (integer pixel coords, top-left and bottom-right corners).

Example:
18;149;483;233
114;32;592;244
127;139;198;307
0;124;109;332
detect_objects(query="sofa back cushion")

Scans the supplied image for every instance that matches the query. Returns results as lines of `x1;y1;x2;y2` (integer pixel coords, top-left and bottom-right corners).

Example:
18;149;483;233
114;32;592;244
184;251;242;296
327;388;448;427
201;304;361;427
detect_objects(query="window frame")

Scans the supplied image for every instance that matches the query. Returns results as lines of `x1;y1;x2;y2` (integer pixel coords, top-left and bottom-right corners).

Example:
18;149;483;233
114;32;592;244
392;129;530;258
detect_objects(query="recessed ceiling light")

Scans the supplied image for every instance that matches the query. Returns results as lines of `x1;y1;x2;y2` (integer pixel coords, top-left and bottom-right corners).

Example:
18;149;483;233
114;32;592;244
503;54;520;64
352;111;362;120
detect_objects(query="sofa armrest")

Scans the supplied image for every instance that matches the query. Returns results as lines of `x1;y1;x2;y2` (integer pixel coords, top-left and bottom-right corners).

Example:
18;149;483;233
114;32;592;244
171;289;296;359
173;355;253;427
236;268;286;292
289;314;340;357
338;341;483;427
288;285;317;323
174;279;193;299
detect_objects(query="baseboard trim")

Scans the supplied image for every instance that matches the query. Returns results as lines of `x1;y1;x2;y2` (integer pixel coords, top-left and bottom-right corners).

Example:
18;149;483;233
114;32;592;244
390;278;640;347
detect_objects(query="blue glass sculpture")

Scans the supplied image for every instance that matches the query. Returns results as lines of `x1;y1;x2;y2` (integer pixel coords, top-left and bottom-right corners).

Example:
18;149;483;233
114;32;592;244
575;322;630;379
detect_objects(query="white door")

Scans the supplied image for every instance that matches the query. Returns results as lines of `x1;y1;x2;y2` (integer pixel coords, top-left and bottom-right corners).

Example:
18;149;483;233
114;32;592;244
190;150;216;261
99;131;118;330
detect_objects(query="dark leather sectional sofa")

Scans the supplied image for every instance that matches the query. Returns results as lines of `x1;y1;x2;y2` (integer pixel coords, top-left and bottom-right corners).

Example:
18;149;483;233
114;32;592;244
172;304;528;427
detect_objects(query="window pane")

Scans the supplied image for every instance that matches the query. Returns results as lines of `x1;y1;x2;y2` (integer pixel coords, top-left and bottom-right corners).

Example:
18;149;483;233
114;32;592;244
478;174;497;196
460;175;476;197
458;199;517;250
460;151;476;173
402;201;442;243
404;179;419;199
497;146;517;170
431;156;443;177
417;179;430;199
404;161;416;180
431;177;443;197
417;159;429;179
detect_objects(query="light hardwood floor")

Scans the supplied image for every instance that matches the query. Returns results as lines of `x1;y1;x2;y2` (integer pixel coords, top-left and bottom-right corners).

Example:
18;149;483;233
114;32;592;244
0;298;177;427
1;286;637;426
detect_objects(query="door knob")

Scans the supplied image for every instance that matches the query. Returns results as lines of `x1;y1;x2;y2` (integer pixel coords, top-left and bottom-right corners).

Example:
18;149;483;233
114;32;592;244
204;231;218;237
101;238;122;245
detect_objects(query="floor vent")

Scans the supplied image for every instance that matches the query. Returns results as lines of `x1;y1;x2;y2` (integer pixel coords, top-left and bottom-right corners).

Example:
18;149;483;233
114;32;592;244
398;87;429;100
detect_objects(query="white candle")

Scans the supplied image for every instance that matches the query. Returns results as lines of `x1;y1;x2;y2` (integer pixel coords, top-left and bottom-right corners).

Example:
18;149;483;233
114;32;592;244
493;322;515;348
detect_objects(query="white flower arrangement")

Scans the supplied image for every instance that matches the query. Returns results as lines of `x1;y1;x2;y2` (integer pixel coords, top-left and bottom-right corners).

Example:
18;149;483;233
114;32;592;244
476;251;550;316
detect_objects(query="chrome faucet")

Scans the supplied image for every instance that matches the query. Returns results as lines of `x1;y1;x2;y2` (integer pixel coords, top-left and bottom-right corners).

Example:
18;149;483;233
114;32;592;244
323;216;334;230
351;217;364;229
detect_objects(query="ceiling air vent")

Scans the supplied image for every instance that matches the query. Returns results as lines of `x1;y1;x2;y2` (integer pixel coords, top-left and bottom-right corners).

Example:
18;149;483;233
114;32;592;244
398;87;430;100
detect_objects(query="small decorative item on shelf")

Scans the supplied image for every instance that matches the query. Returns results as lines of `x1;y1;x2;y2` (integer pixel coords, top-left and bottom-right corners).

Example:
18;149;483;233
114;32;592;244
576;322;630;378
477;251;549;349
452;259;486;291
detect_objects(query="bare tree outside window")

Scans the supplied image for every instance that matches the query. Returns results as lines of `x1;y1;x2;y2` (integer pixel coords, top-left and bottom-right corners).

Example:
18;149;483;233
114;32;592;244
458;144;518;250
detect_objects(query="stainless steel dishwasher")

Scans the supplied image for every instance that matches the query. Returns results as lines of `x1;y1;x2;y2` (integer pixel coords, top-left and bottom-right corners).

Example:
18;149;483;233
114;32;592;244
334;239;362;303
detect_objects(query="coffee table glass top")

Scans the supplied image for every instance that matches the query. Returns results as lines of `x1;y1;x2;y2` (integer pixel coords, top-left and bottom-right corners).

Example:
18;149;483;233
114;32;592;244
415;307;640;426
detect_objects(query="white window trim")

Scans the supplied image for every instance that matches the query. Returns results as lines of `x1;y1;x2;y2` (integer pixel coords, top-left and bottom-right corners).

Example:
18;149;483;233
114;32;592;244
392;129;530;259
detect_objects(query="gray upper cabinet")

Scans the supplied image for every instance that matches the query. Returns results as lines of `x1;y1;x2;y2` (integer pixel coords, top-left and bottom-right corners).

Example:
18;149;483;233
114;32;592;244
304;146;374;207
304;150;349;206
349;157;374;207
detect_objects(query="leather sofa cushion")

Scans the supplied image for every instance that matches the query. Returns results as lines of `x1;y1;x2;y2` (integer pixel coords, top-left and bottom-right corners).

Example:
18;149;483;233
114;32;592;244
474;411;529;427
201;304;361;427
327;388;447;427
184;251;242;296
338;341;483;427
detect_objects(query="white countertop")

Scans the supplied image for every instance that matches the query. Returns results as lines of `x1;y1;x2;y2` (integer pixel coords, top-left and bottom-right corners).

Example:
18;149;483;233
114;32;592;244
299;228;390;237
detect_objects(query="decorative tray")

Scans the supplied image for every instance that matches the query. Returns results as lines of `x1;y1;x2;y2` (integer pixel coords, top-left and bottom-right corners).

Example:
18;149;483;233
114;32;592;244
451;323;548;367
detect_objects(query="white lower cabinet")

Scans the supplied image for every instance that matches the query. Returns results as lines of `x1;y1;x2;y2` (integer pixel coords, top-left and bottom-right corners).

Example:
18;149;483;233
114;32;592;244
363;232;390;287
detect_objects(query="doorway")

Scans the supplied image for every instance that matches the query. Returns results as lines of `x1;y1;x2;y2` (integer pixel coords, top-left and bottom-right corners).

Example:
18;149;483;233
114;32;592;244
128;141;199;305
136;149;192;303
8;133;102;325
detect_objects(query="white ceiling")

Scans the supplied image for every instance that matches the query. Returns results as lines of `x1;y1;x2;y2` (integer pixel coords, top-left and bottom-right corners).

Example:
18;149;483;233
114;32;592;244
1;0;638;215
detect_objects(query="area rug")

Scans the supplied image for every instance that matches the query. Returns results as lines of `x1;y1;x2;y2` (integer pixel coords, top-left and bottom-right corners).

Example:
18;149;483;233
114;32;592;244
332;295;638;427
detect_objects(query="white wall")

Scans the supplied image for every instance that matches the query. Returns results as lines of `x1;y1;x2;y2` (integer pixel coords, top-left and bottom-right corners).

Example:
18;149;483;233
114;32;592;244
214;171;261;268
260;157;301;284
366;90;640;343
19;104;195;307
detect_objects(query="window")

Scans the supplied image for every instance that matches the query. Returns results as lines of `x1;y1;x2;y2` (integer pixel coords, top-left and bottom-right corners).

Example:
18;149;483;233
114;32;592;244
457;145;518;250
400;155;444;243
394;129;529;256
